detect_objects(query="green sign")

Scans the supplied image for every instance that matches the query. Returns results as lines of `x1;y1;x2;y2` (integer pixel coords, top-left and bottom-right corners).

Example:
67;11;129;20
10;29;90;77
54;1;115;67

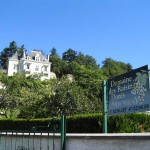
108;65;150;116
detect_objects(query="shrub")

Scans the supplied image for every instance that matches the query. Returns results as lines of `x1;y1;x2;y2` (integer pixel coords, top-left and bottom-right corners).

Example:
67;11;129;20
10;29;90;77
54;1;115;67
0;113;150;133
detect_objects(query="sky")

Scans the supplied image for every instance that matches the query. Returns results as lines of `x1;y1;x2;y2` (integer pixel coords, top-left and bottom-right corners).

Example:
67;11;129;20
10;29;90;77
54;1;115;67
0;0;150;69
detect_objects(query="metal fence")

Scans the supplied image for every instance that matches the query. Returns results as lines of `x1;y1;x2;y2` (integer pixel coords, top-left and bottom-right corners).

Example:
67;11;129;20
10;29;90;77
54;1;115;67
0;115;66;150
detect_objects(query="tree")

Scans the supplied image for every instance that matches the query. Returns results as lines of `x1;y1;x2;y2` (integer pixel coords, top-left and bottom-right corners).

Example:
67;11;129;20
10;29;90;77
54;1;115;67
75;52;100;70
50;47;58;56
63;61;103;112
0;73;25;118
46;78;95;117
62;49;77;62
0;41;24;69
101;57;132;78
0;71;102;118
17;82;53;118
18;45;25;58
49;48;68;78
0;43;134;118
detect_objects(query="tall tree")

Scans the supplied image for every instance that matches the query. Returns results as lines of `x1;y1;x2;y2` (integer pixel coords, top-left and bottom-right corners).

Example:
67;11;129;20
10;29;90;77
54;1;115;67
101;57;132;78
50;47;58;56
62;49;77;62
75;52;100;70
46;78;95;117
0;73;24;118
18;45;25;58
0;41;24;69
49;48;67;77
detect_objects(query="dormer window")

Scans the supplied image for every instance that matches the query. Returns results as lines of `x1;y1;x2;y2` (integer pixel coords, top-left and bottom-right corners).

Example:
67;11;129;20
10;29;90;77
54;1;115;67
27;56;30;60
35;53;40;61
35;57;40;61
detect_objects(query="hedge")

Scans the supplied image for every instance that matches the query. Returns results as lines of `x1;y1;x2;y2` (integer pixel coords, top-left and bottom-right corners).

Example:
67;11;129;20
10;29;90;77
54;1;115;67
0;113;150;133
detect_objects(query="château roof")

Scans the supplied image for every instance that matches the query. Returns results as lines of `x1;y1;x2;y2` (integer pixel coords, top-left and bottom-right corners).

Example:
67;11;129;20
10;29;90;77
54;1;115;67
27;50;48;61
9;50;49;62
9;52;19;60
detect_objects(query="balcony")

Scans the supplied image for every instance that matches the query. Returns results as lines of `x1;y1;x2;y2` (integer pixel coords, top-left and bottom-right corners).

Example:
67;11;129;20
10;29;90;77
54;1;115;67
42;70;49;74
23;68;31;73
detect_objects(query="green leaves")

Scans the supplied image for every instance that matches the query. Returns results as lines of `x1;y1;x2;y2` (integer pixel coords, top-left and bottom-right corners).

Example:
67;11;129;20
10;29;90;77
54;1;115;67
0;41;24;69
62;49;77;63
101;57;132;78
0;73;98;118
0;43;133;119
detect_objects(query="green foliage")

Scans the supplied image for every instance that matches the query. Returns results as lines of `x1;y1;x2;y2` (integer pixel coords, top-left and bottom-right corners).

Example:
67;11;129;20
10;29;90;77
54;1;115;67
62;49;77;63
108;113;150;133
69;64;104;112
0;41;24;69
49;48;68;77
101;57;132;78
1;113;150;133
46;78;96;117
50;55;67;77
0;73;99;118
67;113;103;133
0;43;133;119
75;52;100;70
50;47;57;56
0;118;59;130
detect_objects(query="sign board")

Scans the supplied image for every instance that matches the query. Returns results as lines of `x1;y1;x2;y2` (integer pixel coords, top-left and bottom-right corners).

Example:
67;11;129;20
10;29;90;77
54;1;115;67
108;65;150;116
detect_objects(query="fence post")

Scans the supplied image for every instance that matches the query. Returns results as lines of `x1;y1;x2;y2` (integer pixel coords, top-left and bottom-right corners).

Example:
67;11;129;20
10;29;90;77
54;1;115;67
102;80;108;133
61;115;66;150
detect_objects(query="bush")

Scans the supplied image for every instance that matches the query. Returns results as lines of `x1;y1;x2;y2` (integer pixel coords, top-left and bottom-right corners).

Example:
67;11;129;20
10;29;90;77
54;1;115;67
66;113;102;133
0;113;150;133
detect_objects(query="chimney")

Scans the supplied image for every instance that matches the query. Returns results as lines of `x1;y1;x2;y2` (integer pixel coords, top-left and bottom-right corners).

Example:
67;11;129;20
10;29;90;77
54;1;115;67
22;48;26;58
47;55;50;62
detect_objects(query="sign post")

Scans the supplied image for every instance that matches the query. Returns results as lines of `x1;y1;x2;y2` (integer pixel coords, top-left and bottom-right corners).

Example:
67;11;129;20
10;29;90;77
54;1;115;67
101;65;149;133
108;65;150;116
102;80;107;133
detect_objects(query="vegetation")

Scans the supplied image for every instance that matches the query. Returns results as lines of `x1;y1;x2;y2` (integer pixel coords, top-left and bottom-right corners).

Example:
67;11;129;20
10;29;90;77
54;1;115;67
0;113;150;133
0;41;132;119
0;41;24;69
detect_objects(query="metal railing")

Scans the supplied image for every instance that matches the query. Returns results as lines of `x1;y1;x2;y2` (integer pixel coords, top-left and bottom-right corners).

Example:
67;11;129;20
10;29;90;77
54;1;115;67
0;115;66;150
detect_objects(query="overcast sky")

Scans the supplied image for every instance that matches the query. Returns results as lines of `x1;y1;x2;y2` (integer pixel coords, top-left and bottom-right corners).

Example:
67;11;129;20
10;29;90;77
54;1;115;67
1;0;150;69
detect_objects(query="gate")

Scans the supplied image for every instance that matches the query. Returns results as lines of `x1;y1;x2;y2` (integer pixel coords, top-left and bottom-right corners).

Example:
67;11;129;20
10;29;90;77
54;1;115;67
0;115;66;150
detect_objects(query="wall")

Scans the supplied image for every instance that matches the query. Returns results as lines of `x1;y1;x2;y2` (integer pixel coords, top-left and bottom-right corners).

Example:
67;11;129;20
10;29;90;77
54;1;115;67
1;133;150;150
66;133;150;150
7;59;19;76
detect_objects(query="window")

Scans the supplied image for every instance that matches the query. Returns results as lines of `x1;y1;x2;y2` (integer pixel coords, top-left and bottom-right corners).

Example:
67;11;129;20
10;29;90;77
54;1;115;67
27;64;30;69
35;53;40;61
35;57;40;61
35;66;39;71
44;66;48;71
13;64;17;70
